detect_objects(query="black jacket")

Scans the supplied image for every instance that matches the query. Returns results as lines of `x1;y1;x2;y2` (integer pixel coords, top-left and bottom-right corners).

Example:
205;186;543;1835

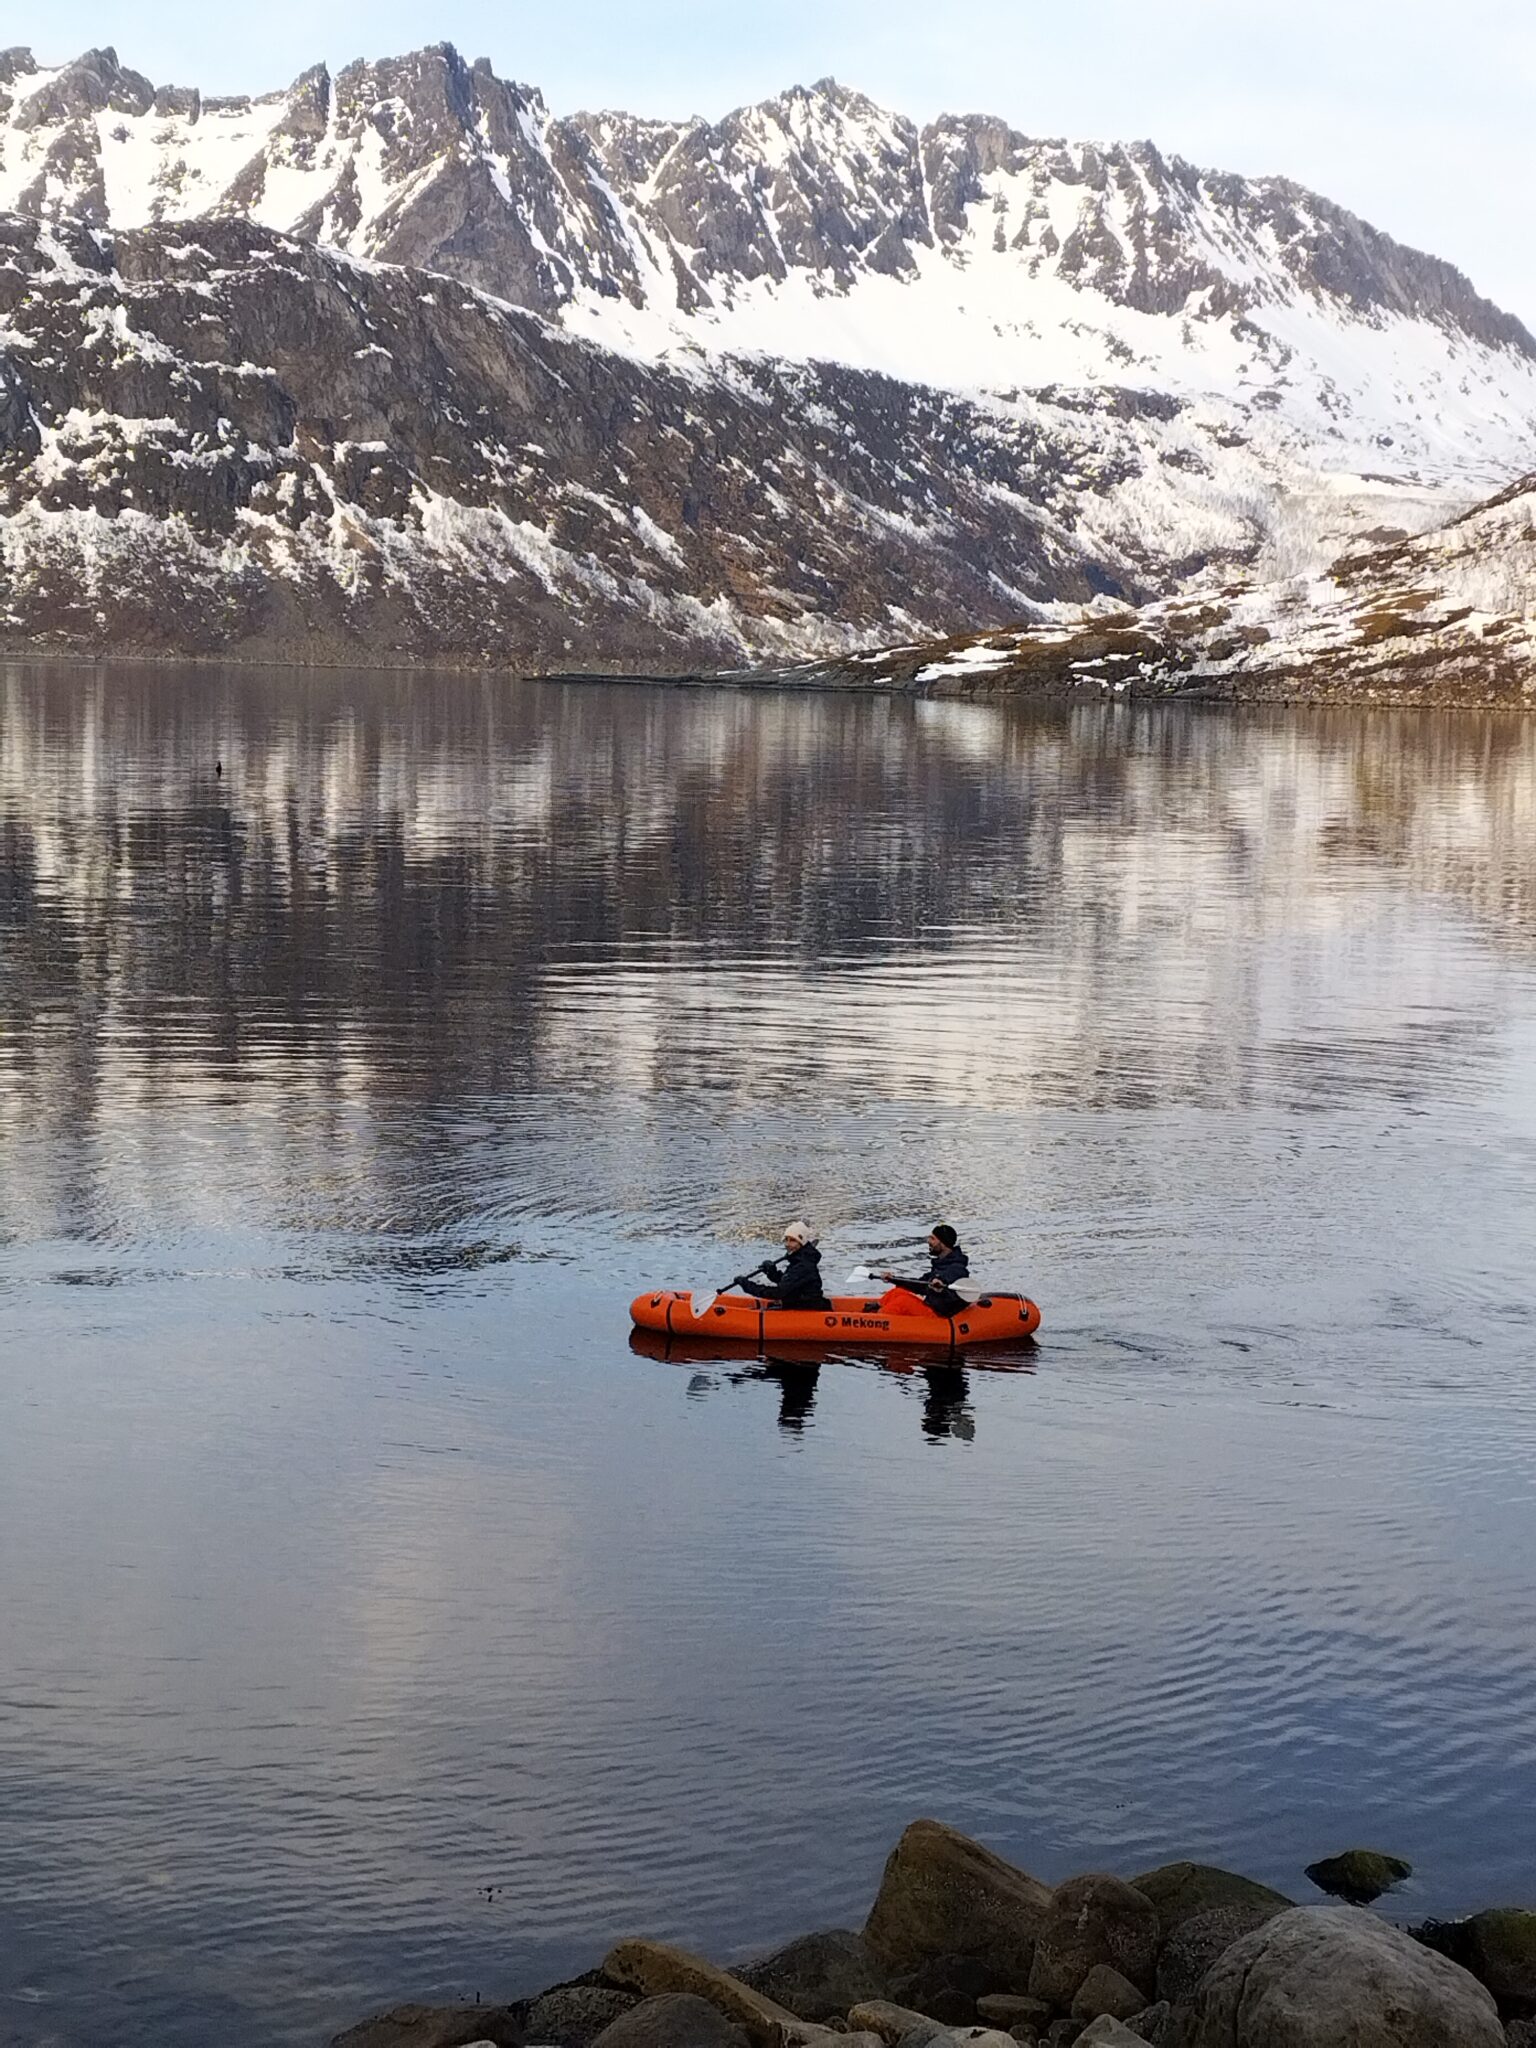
889;1245;970;1315
741;1243;830;1310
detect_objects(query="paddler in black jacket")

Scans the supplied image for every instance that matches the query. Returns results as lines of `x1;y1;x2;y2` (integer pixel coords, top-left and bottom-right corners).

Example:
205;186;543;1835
882;1224;971;1317
737;1222;830;1310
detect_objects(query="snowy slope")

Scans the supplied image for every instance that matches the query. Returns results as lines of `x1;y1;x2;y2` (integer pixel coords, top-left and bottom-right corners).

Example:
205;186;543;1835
829;476;1536;705
1;213;1346;667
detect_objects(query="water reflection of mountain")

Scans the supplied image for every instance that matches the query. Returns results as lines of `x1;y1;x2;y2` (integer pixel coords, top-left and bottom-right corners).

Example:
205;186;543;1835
3;662;1532;1244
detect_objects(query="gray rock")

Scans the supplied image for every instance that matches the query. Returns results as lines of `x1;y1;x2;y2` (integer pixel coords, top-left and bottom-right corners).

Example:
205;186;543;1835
1156;1904;1287;2007
738;1929;890;2022
864;1821;1053;1987
1186;1905;1503;2048
1070;1969;1146;2024
524;1987;639;2048
1029;1877;1157;2010
1120;2005;1171;2046
975;1996;1052;2033
1302;1850;1412;1905
1505;2022;1536;2047
1044;2023;1084;2047
1486;1919;1536;2022
601;1942;798;2047
895;1952;1007;2025
1128;1865;1292;1946
855;2003;949;2045
330;2004;525;2048
590;1994;750;2048
891;2024;951;2048
1077;2025;1148;2048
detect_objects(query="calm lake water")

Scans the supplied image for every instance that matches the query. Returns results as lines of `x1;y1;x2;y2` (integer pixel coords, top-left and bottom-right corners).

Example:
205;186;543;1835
2;665;1535;2048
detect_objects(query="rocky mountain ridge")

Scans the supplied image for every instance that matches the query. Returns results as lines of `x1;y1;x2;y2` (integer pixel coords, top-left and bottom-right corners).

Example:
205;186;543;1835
5;43;1536;512
2;42;1536;680
1;213;1288;667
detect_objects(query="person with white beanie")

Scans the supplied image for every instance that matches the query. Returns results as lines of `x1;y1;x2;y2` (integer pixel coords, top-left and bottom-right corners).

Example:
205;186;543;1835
735;1221;830;1311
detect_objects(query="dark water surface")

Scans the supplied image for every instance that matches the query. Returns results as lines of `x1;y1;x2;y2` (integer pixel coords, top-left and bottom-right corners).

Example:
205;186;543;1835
2;666;1535;2047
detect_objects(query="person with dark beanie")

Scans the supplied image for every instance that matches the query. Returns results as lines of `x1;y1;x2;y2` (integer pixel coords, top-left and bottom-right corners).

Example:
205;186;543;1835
881;1224;971;1317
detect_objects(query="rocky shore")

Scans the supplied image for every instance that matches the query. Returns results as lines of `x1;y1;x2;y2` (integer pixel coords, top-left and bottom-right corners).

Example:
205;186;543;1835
790;475;1536;710
333;1818;1535;2048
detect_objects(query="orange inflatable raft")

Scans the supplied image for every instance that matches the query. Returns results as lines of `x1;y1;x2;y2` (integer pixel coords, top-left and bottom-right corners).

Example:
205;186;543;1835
630;1286;1041;1351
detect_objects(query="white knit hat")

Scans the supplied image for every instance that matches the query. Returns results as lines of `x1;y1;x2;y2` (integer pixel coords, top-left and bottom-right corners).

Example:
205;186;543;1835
782;1219;817;1245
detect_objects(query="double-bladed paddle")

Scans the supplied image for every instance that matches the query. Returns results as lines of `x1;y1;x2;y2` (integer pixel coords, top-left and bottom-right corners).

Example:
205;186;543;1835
690;1264;767;1319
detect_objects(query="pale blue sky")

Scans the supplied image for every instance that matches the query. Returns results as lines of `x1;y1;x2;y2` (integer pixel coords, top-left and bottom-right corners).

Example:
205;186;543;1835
23;0;1536;323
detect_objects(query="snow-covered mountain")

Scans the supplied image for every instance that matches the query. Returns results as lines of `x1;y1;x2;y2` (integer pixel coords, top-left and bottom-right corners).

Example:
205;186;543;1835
2;40;1536;675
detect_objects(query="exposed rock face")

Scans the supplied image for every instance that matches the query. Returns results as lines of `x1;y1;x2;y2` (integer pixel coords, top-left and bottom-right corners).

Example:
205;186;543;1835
1186;1905;1503;2048
863;1820;1054;1987
2;213;1233;669
3;42;1529;370
1028;1876;1158;2010
737;1930;891;2023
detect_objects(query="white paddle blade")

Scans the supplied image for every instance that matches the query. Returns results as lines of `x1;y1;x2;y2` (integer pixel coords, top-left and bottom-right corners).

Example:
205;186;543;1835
951;1279;1013;1304
844;1265;879;1286
689;1289;718;1319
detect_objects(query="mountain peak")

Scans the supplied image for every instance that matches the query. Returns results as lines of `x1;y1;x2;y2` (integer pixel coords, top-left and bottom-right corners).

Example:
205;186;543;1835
2;39;1533;509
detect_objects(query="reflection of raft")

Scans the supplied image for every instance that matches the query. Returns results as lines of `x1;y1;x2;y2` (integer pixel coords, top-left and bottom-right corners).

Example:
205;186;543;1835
630;1287;1041;1351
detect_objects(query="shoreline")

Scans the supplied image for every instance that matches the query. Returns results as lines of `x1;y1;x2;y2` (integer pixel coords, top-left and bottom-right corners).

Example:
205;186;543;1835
2;643;1534;712
332;1819;1535;2048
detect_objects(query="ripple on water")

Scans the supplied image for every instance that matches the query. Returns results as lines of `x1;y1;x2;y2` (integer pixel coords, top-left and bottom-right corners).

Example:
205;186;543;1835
2;674;1536;2046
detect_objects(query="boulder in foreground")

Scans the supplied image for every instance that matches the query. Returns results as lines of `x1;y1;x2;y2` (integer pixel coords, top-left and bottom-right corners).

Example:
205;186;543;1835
523;1984;639;2046
1414;1907;1536;2017
1186;1904;1502;2048
601;1941;803;2046
330;2005;525;2048
1070;1964;1149;2024
1028;1875;1157;2008
1156;1902;1290;2007
589;1992;749;2048
1128;1863;1291;1944
863;1819;1052;1985
737;1929;890;2021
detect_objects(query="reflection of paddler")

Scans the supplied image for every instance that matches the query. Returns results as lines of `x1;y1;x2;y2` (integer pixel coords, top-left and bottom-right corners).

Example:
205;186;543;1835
754;1357;819;1432
921;1365;973;1440
881;1223;969;1317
